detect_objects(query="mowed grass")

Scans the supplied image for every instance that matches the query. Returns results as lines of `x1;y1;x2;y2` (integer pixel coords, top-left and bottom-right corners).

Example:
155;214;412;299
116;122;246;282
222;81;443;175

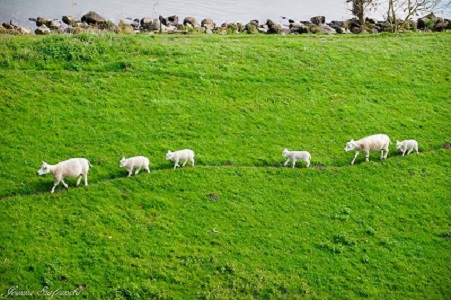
0;33;450;299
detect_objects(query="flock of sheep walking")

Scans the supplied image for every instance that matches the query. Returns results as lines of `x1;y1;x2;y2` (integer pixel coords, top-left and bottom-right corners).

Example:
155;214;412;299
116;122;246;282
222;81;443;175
37;134;419;193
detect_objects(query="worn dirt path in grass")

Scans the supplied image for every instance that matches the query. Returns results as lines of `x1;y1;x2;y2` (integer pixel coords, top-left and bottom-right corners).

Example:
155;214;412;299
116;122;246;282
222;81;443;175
1;148;447;200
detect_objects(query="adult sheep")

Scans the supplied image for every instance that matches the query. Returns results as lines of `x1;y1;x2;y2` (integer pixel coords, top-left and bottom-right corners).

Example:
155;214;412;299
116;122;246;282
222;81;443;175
37;158;92;193
344;134;390;165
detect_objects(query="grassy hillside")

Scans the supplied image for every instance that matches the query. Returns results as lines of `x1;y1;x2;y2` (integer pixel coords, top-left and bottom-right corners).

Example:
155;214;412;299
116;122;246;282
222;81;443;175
0;33;450;299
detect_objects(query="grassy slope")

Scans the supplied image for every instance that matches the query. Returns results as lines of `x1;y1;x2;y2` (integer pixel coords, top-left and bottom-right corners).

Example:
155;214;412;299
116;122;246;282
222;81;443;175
0;33;450;299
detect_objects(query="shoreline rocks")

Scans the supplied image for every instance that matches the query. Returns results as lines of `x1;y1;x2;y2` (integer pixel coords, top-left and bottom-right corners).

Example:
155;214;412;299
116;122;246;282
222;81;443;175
1;11;450;35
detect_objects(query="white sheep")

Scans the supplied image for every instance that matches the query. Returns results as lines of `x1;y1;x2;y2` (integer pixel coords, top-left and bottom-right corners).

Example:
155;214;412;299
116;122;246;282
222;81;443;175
166;149;195;169
37;158;91;193
119;156;150;176
282;148;311;168
344;133;391;165
396;140;419;156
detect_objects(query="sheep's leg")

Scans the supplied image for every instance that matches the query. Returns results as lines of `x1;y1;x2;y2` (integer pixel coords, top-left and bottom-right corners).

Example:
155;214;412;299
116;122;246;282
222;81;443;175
415;145;419;154
384;147;389;159
352;151;362;164
76;175;82;186
174;159;179;169
51;179;61;193
292;159;296;168
305;159;310;168
190;158;195;166
182;159;188;167
407;148;413;155
402;149;406;156
283;159;291;166
351;151;360;165
135;167;141;175
61;178;69;189
128;167;133;177
365;151;371;162
84;173;88;186
145;165;150;173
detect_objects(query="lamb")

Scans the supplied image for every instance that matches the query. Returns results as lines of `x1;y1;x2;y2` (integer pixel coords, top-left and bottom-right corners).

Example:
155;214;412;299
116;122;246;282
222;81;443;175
344;133;391;165
37;158;91;193
166;149;195;169
119;156;150;176
396;140;419;156
282;148;311;168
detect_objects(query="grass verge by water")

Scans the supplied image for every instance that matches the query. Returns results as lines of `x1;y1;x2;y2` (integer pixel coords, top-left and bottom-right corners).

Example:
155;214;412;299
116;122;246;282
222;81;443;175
0;33;450;299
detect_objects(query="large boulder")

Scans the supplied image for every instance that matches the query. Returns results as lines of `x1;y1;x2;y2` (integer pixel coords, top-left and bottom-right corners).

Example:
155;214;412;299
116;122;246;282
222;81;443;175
376;21;392;32
350;24;373;34
116;19;135;34
160;15;179;27
201;19;215;31
445;19;451;30
226;22;239;33
18;27;31;35
35;25;51;35
365;17;377;25
311;16;325;25
2;22;13;30
244;22;259;34
266;19;282;34
249;20;259;27
329;20;346;34
62;16;77;27
417;12;437;30
130;18;140;30
289;20;309;34
49;20;61;30
140;17;153;31
36;17;52;27
310;24;319;34
434;17;446;32
257;25;269;34
81;11;106;25
149;19;163;31
183;17;199;28
318;24;336;34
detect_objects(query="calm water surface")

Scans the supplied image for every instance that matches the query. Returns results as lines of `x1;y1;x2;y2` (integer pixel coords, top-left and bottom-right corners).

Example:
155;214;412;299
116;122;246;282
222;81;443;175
1;0;450;27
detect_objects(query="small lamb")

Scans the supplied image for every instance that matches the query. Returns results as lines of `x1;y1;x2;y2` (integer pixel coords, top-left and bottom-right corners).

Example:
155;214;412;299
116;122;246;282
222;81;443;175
282;148;311;168
166;149;195;169
344;133;390;165
119;156;150;176
396;140;419;156
37;158;91;193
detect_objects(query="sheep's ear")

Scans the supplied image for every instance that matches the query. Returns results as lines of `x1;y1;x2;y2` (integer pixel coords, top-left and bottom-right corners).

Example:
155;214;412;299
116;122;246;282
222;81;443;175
121;157;125;160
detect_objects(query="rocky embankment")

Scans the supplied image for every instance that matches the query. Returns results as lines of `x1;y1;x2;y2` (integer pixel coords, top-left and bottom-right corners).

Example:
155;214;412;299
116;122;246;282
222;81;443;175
1;11;450;35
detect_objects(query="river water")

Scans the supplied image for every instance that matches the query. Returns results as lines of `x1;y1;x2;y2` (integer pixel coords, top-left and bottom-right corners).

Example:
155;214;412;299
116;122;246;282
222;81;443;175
1;0;450;28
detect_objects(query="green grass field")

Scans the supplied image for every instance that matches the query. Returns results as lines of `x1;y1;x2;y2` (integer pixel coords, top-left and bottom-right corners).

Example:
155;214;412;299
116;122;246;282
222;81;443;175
0;33;450;299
